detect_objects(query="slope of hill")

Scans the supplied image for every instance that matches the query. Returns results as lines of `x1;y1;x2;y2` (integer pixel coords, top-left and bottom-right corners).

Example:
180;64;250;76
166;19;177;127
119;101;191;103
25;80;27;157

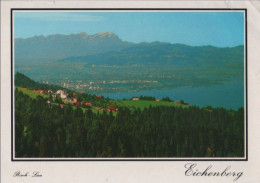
15;72;65;91
15;82;244;158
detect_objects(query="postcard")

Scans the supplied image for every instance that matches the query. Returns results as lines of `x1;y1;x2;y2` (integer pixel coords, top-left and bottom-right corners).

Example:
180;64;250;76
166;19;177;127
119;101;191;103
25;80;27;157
1;0;260;183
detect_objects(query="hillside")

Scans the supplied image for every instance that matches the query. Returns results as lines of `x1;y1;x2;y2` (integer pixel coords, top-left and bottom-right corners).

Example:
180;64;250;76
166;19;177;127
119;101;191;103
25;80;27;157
15;84;244;158
15;72;66;91
14;73;244;158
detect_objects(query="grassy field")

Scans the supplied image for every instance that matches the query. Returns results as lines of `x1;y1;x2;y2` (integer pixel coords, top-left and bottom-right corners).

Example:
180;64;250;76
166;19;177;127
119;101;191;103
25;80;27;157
16;87;48;99
112;99;187;110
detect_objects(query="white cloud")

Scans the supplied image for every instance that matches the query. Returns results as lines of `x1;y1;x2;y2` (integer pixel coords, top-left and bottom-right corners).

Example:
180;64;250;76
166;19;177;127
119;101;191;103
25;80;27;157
14;12;104;22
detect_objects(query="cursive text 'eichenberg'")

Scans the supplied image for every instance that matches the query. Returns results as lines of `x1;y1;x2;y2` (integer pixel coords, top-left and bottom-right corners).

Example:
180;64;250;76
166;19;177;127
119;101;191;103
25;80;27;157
184;163;243;181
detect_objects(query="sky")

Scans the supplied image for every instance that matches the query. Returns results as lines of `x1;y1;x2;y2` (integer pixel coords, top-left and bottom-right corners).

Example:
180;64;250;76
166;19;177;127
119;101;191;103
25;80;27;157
14;11;245;47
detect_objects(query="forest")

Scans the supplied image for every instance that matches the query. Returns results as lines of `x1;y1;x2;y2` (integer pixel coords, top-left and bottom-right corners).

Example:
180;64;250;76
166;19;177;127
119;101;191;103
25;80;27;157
15;88;244;158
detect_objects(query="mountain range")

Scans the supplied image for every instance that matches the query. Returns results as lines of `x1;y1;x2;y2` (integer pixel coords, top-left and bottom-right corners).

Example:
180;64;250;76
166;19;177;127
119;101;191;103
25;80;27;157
15;32;244;66
59;42;244;66
15;32;133;62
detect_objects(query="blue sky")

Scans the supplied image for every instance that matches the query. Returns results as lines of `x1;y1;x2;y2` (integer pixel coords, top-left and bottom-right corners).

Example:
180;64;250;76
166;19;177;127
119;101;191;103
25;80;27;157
14;11;245;47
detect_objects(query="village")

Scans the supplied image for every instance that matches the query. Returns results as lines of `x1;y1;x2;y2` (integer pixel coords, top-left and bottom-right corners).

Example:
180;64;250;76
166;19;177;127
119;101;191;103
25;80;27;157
20;87;189;114
32;88;119;112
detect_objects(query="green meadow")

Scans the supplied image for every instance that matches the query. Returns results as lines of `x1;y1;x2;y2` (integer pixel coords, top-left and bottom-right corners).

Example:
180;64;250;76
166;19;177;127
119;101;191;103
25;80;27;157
16;87;48;99
113;99;187;110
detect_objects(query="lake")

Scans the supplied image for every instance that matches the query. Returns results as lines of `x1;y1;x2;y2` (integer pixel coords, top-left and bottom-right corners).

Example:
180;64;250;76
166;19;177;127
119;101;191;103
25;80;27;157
100;79;245;109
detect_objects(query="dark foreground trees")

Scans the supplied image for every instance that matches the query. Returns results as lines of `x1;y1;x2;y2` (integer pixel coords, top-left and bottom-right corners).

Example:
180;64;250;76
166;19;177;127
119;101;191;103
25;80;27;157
15;89;244;158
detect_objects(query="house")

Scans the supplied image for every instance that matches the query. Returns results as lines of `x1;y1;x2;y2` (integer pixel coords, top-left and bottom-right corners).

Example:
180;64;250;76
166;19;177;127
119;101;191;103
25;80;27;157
107;105;117;112
60;92;67;99
84;102;92;107
56;90;67;99
73;92;77;96
35;89;44;93
175;101;181;104
56;90;63;94
155;99;160;102
48;89;53;94
183;102;189;105
23;88;28;90
72;97;77;103
132;97;139;101
60;104;65;108
75;101;82;107
96;95;102;99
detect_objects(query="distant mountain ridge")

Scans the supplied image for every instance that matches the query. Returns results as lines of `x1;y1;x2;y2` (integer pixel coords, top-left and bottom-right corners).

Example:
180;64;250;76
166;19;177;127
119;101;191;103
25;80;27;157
15;32;244;66
15;32;133;62
59;42;244;66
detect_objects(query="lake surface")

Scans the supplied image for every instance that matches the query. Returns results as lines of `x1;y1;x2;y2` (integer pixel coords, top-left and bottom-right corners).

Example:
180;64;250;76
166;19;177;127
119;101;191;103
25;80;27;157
100;79;245;109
